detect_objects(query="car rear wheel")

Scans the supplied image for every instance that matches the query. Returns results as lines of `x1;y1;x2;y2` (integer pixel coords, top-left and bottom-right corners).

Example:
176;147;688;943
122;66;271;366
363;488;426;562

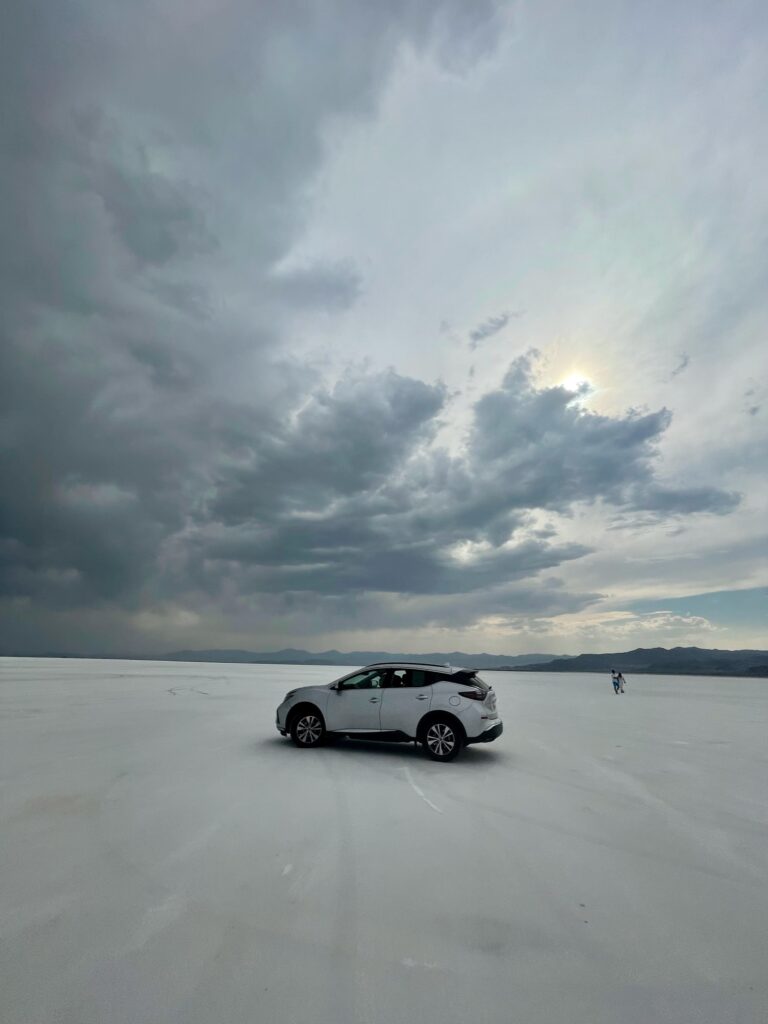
290;710;325;748
423;717;462;762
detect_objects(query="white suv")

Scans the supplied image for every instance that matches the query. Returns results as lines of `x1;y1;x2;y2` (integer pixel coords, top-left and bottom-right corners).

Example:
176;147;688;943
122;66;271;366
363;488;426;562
275;662;503;762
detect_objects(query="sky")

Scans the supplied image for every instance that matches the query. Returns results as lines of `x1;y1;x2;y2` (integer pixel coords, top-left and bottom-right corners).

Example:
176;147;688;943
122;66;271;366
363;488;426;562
1;0;766;657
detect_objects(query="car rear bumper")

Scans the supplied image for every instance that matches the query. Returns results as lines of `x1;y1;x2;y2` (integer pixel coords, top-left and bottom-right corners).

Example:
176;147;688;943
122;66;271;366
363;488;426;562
466;720;503;745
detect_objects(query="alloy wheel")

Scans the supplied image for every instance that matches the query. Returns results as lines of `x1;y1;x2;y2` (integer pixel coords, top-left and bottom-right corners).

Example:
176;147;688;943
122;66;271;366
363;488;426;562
296;715;322;745
426;722;455;756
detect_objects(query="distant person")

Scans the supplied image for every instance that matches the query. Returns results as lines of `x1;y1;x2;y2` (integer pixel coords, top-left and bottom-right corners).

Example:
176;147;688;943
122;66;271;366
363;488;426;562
618;672;626;694
611;670;620;694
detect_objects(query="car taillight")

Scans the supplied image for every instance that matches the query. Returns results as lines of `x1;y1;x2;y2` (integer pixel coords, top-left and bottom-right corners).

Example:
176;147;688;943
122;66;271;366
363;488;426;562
459;690;485;701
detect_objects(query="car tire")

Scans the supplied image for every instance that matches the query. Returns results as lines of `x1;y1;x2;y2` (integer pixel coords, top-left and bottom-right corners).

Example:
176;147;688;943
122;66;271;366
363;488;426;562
423;717;462;762
290;709;326;749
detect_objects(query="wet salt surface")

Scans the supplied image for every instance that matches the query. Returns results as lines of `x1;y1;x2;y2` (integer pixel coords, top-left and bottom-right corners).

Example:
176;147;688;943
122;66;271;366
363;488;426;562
1;658;767;1023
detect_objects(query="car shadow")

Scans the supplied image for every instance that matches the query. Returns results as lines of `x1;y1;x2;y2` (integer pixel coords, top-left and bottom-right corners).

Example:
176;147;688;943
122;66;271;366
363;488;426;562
255;734;511;770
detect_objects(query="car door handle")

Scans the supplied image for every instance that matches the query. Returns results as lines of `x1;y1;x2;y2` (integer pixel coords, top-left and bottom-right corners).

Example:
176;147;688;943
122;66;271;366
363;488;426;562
369;697;380;703
415;695;429;700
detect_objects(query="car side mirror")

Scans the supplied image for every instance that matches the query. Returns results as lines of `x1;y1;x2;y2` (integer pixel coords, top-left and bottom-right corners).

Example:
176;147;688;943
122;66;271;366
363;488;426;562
332;682;342;692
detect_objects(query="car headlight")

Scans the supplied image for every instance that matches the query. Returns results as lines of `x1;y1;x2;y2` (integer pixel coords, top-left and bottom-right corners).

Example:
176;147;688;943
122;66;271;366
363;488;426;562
284;690;297;702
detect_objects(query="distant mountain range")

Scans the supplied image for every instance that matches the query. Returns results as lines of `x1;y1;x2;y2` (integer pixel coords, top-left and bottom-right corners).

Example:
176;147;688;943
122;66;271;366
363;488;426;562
162;648;568;669
161;645;768;676
7;645;767;677
515;646;768;677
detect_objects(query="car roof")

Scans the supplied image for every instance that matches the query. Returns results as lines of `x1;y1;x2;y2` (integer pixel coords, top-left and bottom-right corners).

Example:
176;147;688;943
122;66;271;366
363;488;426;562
363;661;476;675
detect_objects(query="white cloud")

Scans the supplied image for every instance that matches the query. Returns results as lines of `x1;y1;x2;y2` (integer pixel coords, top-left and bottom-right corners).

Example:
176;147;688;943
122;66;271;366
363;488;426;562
478;609;724;655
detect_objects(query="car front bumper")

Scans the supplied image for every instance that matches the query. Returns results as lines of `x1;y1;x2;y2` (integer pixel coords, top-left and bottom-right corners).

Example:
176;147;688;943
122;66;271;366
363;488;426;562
276;705;289;734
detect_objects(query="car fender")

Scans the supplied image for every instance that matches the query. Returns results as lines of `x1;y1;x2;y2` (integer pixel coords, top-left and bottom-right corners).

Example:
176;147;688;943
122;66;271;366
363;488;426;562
416;709;467;744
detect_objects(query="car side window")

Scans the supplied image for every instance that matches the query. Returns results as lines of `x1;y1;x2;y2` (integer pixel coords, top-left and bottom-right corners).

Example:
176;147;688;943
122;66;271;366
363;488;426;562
410;670;435;687
386;669;434;687
341;670;385;690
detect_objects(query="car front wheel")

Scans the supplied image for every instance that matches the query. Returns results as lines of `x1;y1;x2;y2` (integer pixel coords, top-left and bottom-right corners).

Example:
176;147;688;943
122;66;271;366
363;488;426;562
423;718;462;762
290;710;325;748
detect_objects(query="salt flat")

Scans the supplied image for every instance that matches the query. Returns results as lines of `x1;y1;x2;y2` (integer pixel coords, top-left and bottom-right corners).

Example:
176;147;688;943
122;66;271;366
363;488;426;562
1;658;767;1024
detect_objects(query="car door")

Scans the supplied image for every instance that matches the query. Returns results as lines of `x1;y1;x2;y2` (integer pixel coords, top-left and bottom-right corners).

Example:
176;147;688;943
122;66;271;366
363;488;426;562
324;668;386;732
379;668;433;736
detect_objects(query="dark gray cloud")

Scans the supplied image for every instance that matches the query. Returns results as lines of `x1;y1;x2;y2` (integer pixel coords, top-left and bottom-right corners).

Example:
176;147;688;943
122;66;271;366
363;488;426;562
209;369;447;524
268;262;361;311
0;0;508;650
95;160;217;268
463;352;739;517
173;351;737;617
625;483;738;516
214;577;599;635
468;310;519;349
743;386;762;418
671;353;690;377
0;0;745;653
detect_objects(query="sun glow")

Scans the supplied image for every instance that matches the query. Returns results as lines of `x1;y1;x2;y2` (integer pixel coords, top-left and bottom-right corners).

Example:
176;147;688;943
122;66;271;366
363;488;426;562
560;372;592;393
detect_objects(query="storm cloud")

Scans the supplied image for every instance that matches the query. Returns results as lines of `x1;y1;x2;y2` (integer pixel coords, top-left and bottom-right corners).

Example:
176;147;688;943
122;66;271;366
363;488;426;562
1;0;762;654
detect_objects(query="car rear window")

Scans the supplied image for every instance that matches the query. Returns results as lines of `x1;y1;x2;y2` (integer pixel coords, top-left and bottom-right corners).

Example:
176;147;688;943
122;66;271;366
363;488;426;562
455;671;489;692
408;670;465;687
409;670;432;687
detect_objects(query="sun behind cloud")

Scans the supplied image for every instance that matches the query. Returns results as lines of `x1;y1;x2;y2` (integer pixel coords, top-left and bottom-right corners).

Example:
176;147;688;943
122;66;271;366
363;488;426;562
560;373;593;394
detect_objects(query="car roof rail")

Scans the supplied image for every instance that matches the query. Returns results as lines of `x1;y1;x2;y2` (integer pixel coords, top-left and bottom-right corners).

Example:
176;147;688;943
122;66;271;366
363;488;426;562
363;660;444;668
363;661;477;673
